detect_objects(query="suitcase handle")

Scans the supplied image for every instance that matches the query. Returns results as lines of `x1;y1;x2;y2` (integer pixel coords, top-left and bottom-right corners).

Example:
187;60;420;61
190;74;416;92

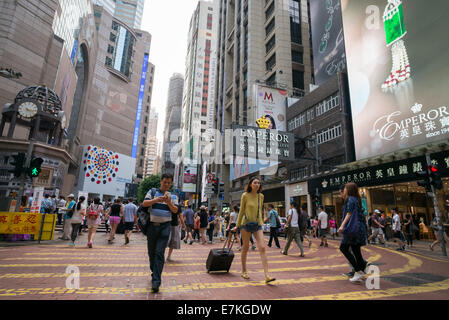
223;230;237;252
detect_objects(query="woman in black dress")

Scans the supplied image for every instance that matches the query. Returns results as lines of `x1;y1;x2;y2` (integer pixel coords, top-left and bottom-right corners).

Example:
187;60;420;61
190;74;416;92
338;182;368;283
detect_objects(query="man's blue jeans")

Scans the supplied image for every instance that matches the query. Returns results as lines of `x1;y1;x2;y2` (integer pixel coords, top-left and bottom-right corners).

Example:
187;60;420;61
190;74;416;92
146;222;171;289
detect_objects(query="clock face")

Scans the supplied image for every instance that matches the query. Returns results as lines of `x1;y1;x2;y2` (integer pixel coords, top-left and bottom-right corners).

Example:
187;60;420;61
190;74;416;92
18;101;38;119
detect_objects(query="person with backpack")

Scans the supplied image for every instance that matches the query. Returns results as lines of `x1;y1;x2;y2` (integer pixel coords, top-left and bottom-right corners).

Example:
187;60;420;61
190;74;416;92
86;197;104;248
141;173;179;293
69;196;86;247
281;202;305;257
265;204;280;249
338;182;368;283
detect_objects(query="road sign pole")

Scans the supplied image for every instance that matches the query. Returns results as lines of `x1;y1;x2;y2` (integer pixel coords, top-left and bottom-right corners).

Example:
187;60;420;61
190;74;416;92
15;139;34;212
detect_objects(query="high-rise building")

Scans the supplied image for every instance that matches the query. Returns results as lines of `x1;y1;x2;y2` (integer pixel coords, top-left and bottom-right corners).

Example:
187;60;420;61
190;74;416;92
213;0;314;205
77;5;154;191
162;73;184;178
94;0;145;29
0;0;97;197
179;0;219;199
143;110;159;177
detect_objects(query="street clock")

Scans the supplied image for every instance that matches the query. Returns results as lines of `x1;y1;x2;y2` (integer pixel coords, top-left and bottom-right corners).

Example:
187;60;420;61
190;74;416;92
17;101;38;119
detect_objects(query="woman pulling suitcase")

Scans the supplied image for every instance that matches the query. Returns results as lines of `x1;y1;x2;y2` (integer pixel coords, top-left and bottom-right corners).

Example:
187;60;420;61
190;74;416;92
232;176;276;284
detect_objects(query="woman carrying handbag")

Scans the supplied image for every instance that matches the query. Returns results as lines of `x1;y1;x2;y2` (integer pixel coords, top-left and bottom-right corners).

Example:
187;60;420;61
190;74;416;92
232;177;275;284
338;182;368;283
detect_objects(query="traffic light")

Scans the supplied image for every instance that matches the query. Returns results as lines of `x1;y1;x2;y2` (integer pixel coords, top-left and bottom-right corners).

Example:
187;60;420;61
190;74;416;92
8;153;26;178
27;157;44;178
428;165;443;190
416;169;432;192
313;193;321;208
212;178;218;195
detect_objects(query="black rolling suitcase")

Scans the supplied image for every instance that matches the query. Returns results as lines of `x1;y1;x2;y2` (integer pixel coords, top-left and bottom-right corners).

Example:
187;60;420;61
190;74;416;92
206;236;235;273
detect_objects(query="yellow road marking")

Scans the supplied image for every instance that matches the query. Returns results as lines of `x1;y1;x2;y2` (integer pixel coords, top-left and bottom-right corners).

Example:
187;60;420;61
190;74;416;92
278;278;449;300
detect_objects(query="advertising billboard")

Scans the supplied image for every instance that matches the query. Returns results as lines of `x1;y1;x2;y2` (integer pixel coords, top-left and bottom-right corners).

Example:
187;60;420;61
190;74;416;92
182;165;197;193
310;0;346;86
254;84;288;131
77;145;136;197
341;0;449;160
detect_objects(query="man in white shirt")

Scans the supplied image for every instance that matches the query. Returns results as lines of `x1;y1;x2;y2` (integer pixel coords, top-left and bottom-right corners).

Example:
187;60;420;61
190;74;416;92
317;206;328;248
391;208;405;251
281;202;305;257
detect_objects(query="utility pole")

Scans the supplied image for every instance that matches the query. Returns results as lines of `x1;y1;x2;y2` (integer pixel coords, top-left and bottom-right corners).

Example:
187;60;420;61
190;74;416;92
15;139;35;212
426;154;446;256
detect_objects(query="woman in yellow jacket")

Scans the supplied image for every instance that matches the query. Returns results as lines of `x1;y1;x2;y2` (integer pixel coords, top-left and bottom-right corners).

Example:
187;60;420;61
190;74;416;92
232;177;275;284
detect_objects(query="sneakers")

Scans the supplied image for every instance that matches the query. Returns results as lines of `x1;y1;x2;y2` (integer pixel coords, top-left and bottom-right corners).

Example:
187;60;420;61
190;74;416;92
69;241;75;247
343;271;355;277
87;242;92;248
184;239;187;244
349;271;365;283
251;245;256;251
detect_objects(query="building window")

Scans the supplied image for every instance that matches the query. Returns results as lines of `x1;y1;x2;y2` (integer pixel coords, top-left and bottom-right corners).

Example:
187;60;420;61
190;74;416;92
266;72;276;86
289;0;301;44
266;53;276;71
316;94;340;116
265;17;275;37
109;33;116;42
292;50;303;64
107;45;114;54
105;56;113;67
317;124;342;145
207;13;213;30
292;69;304;90
265;1;275;20
265;35;275;54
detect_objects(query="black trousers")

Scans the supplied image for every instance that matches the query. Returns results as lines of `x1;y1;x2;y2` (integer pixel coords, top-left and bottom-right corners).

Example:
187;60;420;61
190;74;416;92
207;224;214;242
268;227;280;248
71;223;82;242
340;243;366;273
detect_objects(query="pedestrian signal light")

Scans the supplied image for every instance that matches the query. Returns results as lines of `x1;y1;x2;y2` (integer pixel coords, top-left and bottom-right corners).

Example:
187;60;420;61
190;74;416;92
28;157;44;178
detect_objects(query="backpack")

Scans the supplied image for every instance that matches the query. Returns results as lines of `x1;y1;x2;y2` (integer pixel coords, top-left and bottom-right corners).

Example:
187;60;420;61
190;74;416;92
67;202;76;218
88;204;100;219
137;188;156;236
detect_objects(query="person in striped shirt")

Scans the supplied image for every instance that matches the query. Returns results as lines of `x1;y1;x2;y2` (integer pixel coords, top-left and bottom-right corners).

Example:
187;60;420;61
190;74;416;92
142;173;179;293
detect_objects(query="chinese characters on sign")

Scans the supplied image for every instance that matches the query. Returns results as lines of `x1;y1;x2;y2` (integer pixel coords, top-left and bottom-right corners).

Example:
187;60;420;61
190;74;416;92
0;212;40;235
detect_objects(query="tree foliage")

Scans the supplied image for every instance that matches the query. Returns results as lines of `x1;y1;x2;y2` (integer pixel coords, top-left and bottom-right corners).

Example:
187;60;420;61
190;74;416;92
137;174;161;203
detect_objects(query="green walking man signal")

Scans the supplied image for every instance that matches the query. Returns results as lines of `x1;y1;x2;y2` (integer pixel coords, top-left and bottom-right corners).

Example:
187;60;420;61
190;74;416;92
28;157;44;178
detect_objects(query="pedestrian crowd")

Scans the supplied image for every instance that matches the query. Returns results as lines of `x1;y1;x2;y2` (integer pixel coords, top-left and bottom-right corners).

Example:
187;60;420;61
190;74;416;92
15;175;448;292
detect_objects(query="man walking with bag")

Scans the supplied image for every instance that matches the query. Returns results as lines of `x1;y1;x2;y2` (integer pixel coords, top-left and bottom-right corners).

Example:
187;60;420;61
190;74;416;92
142;173;179;293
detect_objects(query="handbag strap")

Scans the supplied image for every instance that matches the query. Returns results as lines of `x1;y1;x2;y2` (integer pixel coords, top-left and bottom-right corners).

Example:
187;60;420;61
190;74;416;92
243;193;260;223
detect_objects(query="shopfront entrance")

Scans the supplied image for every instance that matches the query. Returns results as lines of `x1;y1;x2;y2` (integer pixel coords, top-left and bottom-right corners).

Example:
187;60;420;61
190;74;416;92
308;150;449;234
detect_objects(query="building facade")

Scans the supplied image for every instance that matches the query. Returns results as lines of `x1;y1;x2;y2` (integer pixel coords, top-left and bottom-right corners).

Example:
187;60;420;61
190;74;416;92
162;73;184;180
0;0;97;198
214;0;314;206
94;0;145;29
143;109;159;177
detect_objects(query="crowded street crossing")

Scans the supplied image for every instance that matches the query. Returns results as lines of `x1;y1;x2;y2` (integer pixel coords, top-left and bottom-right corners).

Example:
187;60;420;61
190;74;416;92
1;232;449;300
